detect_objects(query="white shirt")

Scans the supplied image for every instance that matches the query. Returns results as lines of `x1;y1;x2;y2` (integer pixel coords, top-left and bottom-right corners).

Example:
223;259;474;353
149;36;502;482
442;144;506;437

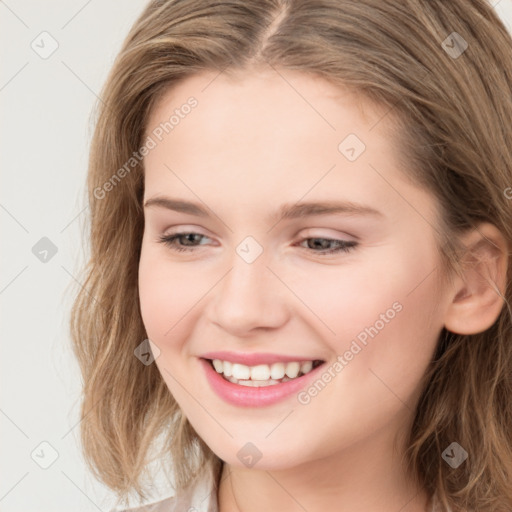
111;466;218;512
111;467;446;512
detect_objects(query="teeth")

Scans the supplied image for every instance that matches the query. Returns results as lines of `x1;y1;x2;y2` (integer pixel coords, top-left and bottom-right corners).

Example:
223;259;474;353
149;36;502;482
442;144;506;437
223;360;233;377
237;378;280;387
226;375;293;386
212;359;223;373
301;361;313;374
270;362;285;380
232;363;250;380
210;359;320;386
285;362;300;378
250;364;270;380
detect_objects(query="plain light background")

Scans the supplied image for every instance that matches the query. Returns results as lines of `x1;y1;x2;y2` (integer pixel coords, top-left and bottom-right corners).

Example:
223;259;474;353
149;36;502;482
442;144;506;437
1;1;511;511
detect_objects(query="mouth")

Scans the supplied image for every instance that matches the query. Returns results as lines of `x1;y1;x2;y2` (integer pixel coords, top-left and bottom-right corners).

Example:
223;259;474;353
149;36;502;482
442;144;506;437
202;358;325;387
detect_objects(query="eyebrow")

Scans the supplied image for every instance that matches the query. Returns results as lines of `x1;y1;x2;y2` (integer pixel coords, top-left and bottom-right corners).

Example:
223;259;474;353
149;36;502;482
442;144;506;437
143;196;384;222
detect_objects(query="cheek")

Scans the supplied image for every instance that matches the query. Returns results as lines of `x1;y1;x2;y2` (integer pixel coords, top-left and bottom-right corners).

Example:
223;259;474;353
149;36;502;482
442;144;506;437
346;266;441;405
138;246;208;405
138;256;173;342
138;243;212;355
283;257;442;444
285;244;442;376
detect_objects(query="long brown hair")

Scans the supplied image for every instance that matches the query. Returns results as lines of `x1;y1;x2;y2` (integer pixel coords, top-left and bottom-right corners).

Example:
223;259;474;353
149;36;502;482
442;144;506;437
69;1;512;510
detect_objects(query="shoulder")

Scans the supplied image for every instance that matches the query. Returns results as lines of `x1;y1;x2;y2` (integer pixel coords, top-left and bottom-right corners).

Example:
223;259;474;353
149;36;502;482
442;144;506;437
110;465;219;512
110;495;177;512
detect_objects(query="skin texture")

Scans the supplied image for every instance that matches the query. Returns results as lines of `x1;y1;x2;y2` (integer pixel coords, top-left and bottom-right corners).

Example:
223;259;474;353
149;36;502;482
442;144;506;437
138;65;508;512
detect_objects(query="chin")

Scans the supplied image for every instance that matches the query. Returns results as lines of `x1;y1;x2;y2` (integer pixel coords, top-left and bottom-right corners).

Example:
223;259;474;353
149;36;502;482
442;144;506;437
210;440;309;472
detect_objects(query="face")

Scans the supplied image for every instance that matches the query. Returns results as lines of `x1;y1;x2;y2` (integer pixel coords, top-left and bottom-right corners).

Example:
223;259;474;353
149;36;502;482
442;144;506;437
138;66;451;470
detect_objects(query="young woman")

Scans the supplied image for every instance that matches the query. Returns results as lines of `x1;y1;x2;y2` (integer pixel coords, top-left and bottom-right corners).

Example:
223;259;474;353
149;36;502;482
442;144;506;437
69;1;512;511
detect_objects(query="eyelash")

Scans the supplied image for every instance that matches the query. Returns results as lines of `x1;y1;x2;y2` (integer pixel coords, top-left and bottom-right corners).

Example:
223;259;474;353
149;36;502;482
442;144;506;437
157;232;358;256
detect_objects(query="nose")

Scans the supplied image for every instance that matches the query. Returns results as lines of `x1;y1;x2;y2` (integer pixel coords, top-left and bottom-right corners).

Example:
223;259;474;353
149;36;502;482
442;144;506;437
208;248;291;337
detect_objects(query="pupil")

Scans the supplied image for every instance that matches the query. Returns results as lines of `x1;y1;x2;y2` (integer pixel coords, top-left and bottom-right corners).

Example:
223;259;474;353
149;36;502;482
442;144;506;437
184;234;198;245
311;238;328;249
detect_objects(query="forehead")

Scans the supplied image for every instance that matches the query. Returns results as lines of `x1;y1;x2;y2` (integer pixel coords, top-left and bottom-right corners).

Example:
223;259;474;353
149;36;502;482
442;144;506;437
144;68;394;169
145;67;389;141
141;67;434;228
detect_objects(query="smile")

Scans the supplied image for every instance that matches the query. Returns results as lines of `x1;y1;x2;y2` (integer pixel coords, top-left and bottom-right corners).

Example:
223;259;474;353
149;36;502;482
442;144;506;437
209;359;323;386
199;357;326;407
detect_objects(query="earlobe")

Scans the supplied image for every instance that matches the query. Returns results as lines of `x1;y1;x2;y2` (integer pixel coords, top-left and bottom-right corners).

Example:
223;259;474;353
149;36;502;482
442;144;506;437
443;223;509;335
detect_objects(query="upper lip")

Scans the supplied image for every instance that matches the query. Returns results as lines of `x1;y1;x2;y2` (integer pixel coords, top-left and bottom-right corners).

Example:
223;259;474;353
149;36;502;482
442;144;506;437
200;351;324;366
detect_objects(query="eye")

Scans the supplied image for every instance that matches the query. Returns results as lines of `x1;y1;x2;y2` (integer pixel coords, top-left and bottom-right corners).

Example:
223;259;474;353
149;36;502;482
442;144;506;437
157;232;211;252
157;232;358;256
296;237;358;255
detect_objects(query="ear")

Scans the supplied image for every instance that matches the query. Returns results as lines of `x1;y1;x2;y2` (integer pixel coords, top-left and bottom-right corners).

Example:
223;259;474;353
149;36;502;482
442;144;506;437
444;222;509;335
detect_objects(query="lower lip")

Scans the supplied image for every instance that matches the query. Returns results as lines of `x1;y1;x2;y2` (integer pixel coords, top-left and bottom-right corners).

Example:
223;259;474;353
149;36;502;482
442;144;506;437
199;358;325;407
